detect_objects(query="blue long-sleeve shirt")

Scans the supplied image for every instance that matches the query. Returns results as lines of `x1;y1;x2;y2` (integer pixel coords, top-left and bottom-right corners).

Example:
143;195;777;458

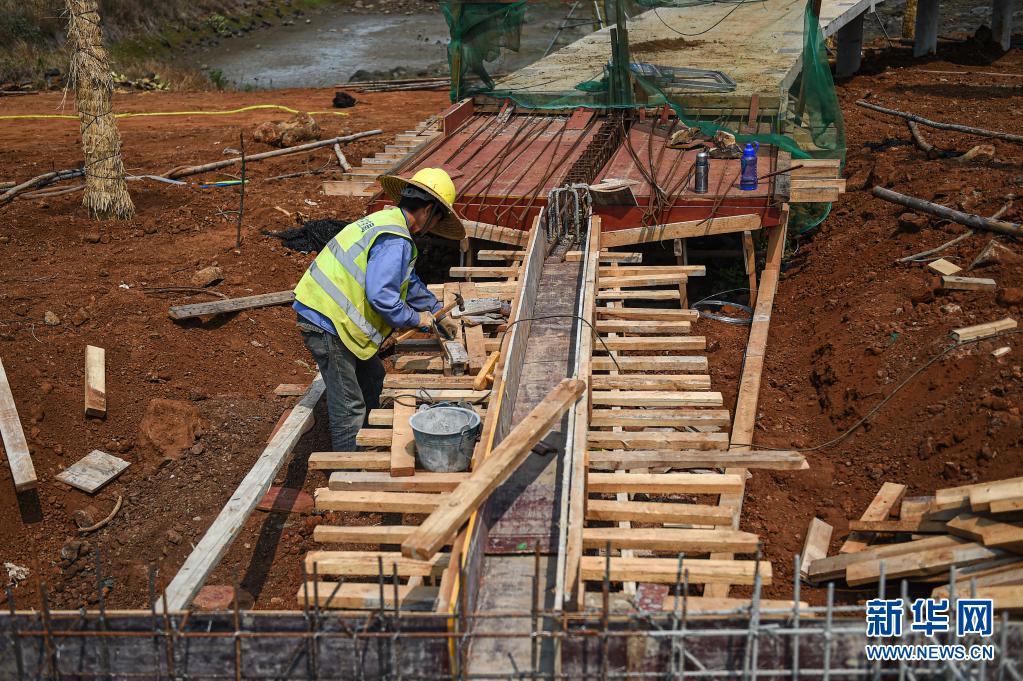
294;233;440;336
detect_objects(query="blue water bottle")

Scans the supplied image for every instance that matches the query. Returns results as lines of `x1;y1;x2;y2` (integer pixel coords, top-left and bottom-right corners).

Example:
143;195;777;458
740;141;759;190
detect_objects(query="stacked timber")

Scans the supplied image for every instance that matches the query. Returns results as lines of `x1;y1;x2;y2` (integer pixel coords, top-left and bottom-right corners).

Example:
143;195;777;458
804;478;1023;610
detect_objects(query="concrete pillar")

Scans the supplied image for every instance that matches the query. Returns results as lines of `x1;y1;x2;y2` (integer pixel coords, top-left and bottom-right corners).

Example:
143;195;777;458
835;12;865;77
913;0;940;56
992;0;1016;50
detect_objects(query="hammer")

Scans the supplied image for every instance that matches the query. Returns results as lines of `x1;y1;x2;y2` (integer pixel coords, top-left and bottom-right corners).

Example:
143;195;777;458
380;292;465;351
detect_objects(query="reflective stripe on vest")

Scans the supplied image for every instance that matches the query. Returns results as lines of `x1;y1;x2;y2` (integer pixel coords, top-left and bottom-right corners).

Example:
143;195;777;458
293;207;418;360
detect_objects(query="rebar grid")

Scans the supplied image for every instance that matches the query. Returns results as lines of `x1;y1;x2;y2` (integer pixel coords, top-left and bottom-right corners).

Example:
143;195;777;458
1;552;1020;680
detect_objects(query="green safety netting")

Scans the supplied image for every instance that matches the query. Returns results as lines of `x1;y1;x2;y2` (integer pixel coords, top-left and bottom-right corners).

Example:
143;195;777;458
439;0;845;232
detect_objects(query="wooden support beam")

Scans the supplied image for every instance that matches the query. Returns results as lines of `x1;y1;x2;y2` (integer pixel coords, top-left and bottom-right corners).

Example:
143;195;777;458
380;388;489;401
565;251;642;264
598;273;688;288
313;524;419;544
846;542;1002;586
449;266;520;279
587;449;807;471
587;472;743;495
596;289;681;301
597;265;706;277
579;556;770;585
587;430;728;450
951;317;1018;343
586;499;733;525
596;337;706;352
473;351;500;390
159;375;324;610
401;378;585;560
462;220;530;247
582;528;760;553
314;489;442;514
591;356;707;372
305;550;449;577
168;290;295;320
969;478;1023;512
0;357;36;492
329;471;467;492
297;582;438;610
84;345;106;418
595;320;692;335
590;408;730;428
846;519;948;535
807;535;965;583
476;249;525;262
590;374;710;390
383;375;476;389
590;390;722;408
595;307;698;322
355;429;391;448
742;232;758;308
392;355;444;372
601;214;763;248
461;283;488;373
309;451;390;470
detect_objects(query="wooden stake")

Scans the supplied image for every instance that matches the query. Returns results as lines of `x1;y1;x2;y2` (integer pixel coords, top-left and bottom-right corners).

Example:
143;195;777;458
84;345;106;418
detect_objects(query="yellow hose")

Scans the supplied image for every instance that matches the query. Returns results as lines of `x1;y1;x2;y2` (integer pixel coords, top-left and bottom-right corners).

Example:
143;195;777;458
0;104;348;121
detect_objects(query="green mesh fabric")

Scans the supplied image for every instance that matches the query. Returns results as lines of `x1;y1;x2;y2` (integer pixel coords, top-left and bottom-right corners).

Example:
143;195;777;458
440;0;845;232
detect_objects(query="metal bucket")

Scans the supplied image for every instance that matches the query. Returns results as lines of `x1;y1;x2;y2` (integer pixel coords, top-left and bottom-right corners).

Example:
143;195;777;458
408;402;481;473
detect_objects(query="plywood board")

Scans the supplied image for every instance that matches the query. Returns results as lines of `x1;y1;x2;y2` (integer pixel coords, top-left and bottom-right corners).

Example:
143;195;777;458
55;450;129;494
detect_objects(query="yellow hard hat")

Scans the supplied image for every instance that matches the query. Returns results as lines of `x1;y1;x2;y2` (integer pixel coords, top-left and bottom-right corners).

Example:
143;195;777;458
379;167;465;240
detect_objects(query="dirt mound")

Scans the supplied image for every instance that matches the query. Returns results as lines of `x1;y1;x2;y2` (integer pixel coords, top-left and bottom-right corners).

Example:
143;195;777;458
139;399;203;460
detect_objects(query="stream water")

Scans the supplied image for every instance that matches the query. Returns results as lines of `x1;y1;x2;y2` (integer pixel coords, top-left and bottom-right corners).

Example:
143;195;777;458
194;1;590;89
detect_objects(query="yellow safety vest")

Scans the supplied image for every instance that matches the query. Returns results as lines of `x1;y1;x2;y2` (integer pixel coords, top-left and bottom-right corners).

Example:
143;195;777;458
293;207;418;359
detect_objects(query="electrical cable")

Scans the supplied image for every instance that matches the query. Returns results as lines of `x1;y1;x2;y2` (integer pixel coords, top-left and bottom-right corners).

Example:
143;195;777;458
749;329;1023;453
650;0;759;38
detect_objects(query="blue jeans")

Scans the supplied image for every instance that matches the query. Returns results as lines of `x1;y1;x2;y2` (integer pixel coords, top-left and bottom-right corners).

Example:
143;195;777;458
299;322;384;451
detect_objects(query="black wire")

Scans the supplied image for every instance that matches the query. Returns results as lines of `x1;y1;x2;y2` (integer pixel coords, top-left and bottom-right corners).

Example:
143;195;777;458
651;0;761;38
496;314;623;373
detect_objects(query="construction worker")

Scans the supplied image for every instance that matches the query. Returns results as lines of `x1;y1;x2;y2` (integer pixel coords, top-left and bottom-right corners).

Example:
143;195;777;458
292;168;465;451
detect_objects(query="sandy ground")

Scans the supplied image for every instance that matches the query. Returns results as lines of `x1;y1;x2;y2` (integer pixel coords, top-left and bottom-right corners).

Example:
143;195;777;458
1;39;1022;610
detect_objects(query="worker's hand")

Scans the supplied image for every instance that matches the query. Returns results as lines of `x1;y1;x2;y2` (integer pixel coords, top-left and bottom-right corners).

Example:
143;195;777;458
438;315;459;337
416;310;436;332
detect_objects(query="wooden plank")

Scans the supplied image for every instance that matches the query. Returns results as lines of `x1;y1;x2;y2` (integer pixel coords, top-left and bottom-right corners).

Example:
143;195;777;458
0;357;36;492
807;535;966;583
927;258;962;276
935;476;1023;511
355;429;390;448
380;388;490;401
596;289;681;301
591;374;710;390
966;585;1023;611
595;307;698;322
590;408;730;428
449;267;520;279
601;214;763;248
476;249;525;262
839;482;908;553
273;383;309;396
321;180;376;197
473;351;500;391
596;337;706;352
597;265;706;277
579;556;769;586
587;449;807;471
970;478;1023;512
847;518;948;534
84;345;106;418
402;378;585;560
383;375;476;389
932;564;1023;599
427;282;516;300
167;290;295;320
595;320;692;335
297;582;439;610
591;356;706;372
598;273;688;288
846;542;1003;586
313;525;418;545
314;489;442;514
951;317;1017;342
392;355;444;372
585;499;733;525
309;451;390;470
587;430;729;450
582;528;760;553
942;275;997;291
461;283;488;373
328;471;467;492
588;472;743;495
389;401;417;477
800;518;833;579
159;375;325;611
946;513;1023;550
305;550;449;577
462;220;530;247
565;251;642;263
591;391;722;408
55;450;129;494
788;185;841;203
